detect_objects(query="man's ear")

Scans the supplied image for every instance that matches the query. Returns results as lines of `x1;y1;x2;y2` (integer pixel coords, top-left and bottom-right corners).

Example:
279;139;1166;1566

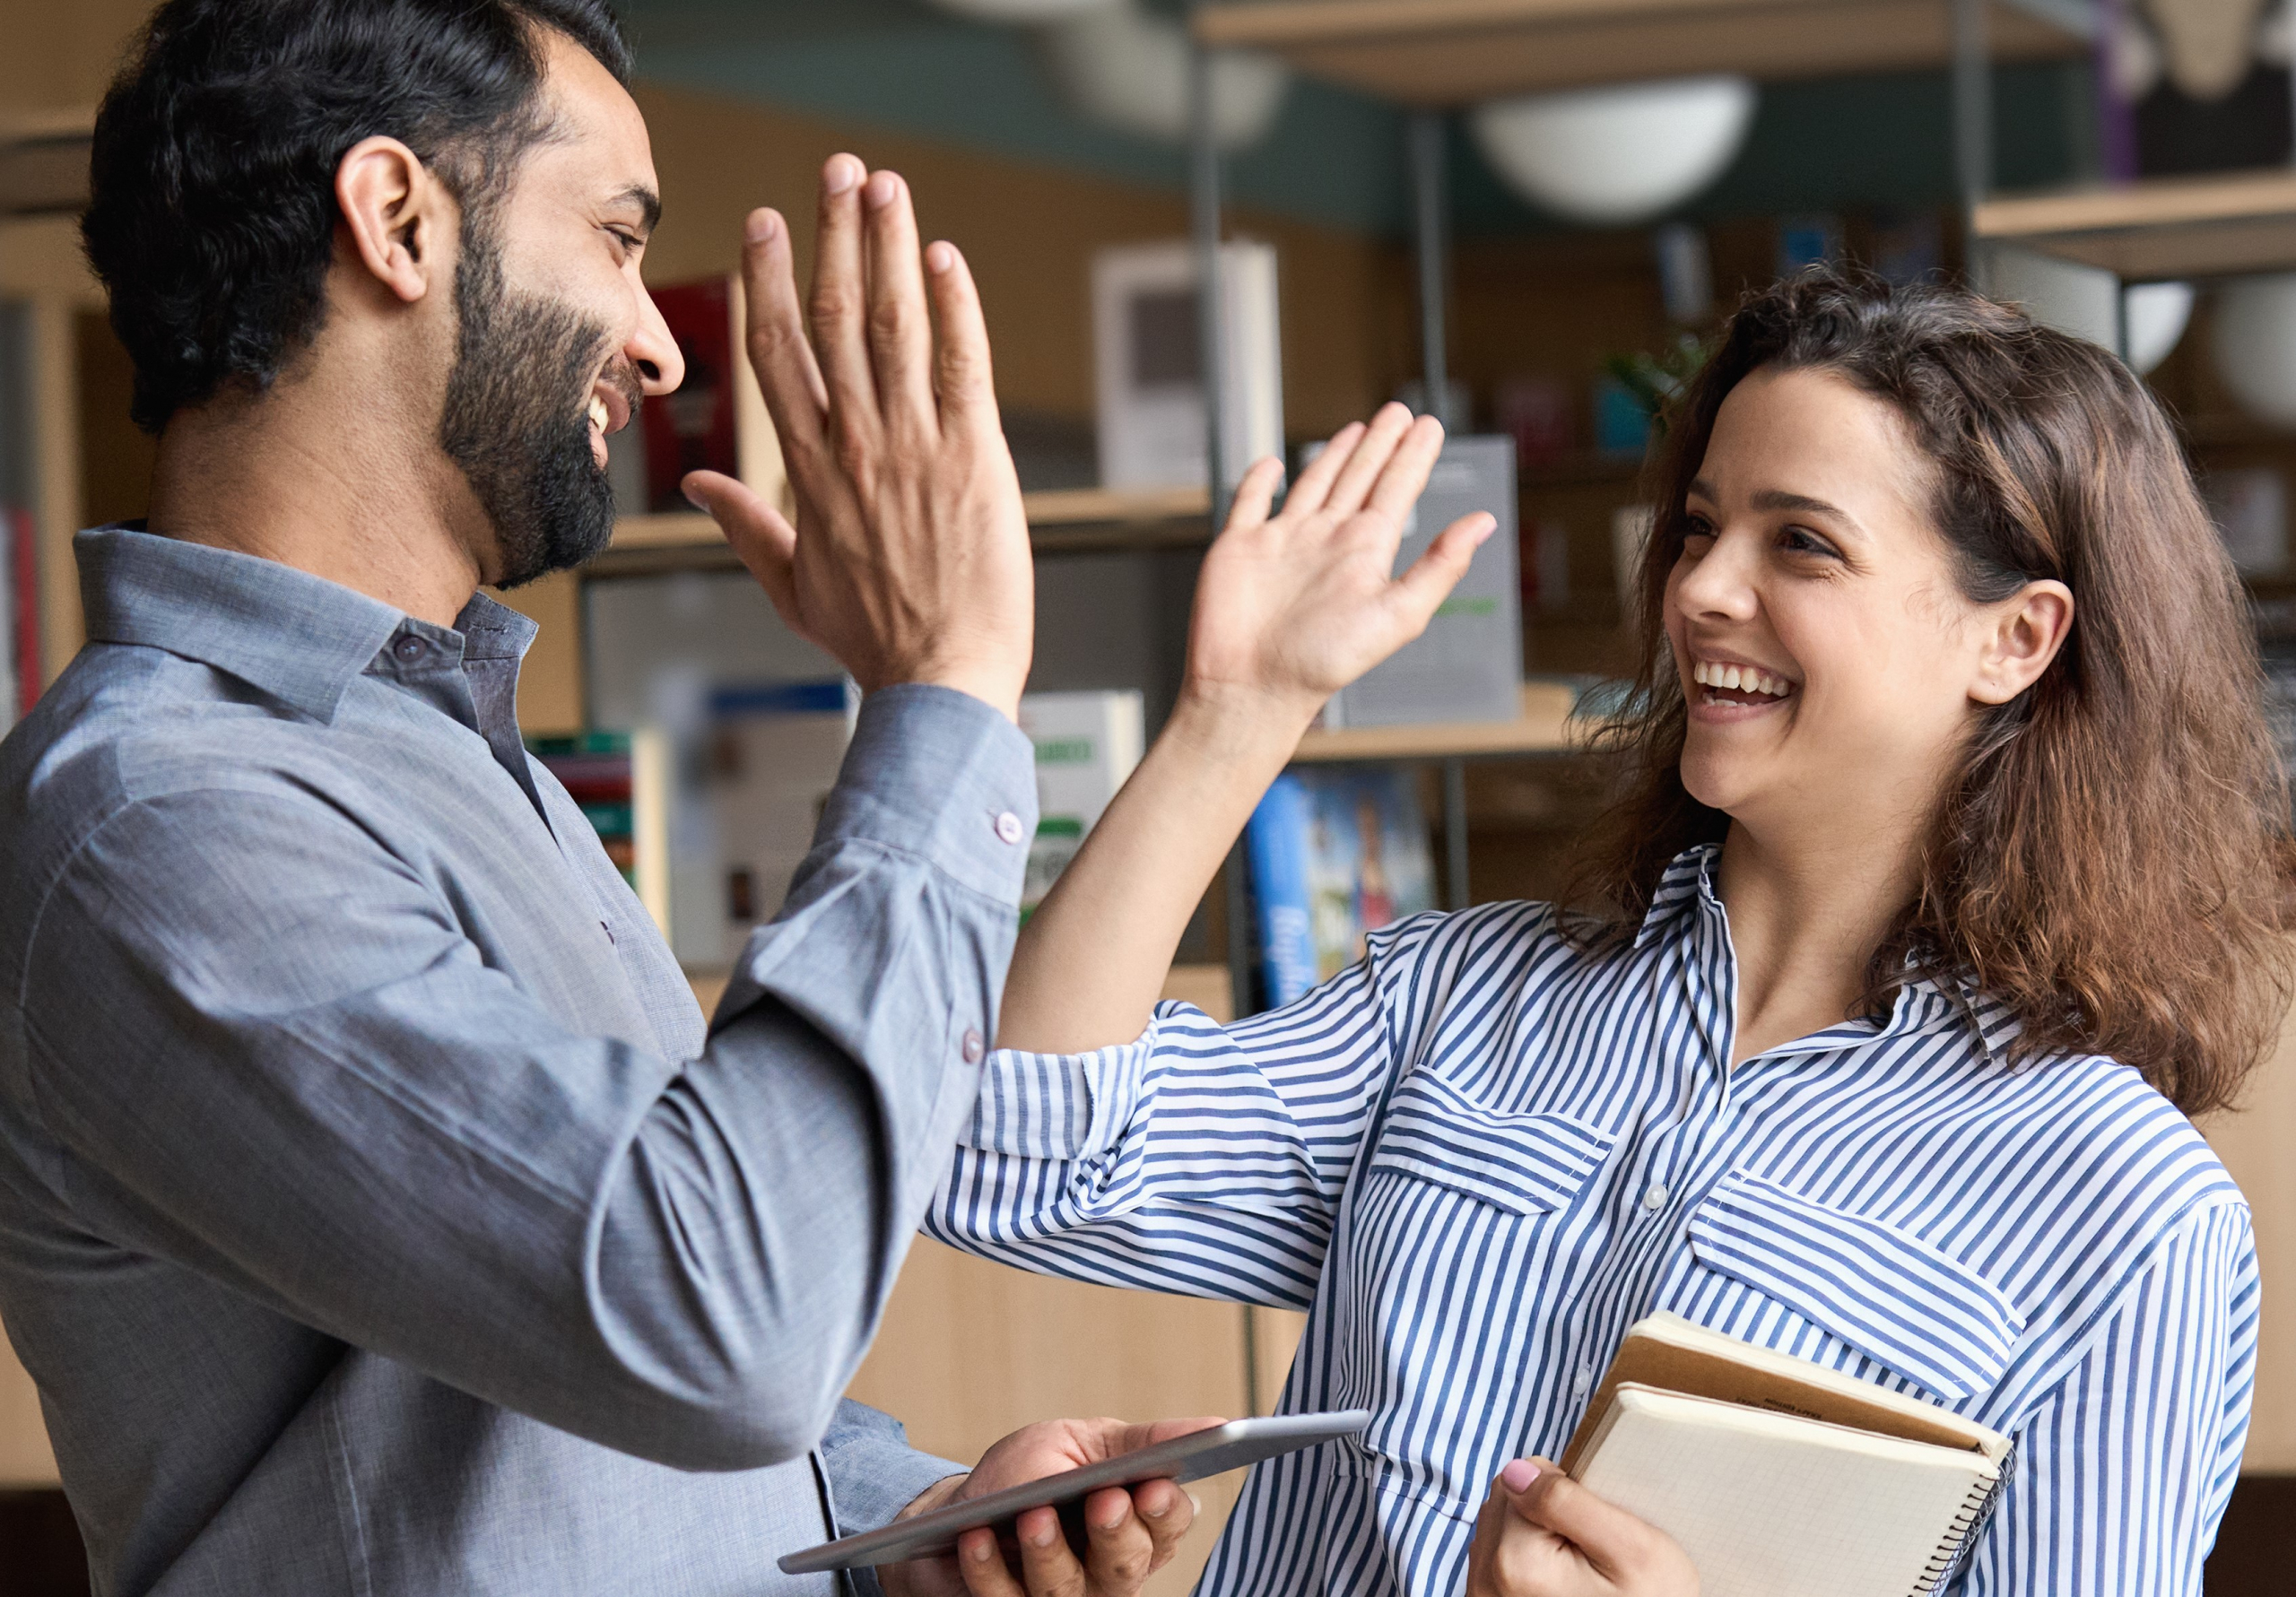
335;135;448;305
1970;578;2074;706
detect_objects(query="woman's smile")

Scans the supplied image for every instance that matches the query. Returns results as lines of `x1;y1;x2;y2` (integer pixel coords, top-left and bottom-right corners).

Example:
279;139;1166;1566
1686;654;1796;722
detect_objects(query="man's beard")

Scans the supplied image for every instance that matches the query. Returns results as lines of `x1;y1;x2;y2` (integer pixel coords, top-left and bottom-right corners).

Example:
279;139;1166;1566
439;210;627;589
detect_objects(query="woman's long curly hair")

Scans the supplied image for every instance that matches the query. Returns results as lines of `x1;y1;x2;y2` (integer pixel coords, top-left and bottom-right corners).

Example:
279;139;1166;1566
1566;268;2296;1115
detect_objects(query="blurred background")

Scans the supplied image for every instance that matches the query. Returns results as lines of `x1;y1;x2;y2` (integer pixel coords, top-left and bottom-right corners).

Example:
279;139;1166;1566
5;1;2296;1591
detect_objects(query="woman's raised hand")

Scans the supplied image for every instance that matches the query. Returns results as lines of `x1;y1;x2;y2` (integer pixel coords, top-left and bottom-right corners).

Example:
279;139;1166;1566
1465;1461;1698;1597
1181;402;1494;733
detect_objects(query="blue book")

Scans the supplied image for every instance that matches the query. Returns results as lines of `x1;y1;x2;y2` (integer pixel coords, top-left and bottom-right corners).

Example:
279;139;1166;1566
1245;768;1435;1010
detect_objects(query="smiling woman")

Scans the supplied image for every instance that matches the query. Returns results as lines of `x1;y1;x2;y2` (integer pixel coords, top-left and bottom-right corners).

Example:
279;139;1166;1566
1575;270;2295;1115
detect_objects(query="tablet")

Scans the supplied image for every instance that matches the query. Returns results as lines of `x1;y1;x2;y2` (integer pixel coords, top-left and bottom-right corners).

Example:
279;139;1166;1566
778;1410;1373;1574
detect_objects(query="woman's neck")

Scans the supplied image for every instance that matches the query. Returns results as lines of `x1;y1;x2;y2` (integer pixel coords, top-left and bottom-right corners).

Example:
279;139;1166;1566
1712;818;1925;1066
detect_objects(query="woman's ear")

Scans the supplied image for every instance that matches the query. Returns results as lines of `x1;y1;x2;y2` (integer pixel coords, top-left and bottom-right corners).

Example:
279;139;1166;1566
334;135;447;306
1970;579;2074;706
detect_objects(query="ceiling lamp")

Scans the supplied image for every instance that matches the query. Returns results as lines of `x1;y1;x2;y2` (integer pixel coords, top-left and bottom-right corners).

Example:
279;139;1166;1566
926;0;1118;21
1037;2;1290;149
1468;77;1757;226
2212;273;2296;425
2124;280;2196;373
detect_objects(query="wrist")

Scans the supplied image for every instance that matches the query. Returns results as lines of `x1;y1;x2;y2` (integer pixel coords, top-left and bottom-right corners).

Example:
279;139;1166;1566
1168;678;1320;767
897;1471;970;1521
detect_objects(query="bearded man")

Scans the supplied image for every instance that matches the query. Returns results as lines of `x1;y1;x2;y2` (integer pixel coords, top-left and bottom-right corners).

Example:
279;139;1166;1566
0;2;1206;1592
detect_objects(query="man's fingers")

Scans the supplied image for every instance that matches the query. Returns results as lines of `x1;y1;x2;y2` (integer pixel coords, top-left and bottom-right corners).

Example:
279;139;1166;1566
1128;1479;1196;1574
954;1527;1027;1597
1324;402;1417;517
809;152;881;430
1284;420;1365;518
1081;1488;1155;1593
1386;513;1492;634
739;208;829;454
925;240;998;433
1222;456;1283;537
859;169;936;438
1364;414;1448;524
682;470;804;629
1014;1507;1088;1597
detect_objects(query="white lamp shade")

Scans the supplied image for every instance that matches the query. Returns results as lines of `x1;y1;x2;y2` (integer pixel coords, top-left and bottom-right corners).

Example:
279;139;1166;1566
1468;76;1756;225
1039;4;1289;149
2213;273;2296;426
927;0;1118;21
2123;280;2194;374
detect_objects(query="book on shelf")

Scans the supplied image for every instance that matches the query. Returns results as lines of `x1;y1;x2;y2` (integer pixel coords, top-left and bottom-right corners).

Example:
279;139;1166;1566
1315;435;1522;729
1017;690;1144;920
1243;766;1435;1009
1091;239;1283;494
1558;1313;2011;1597
709;678;857;942
615;273;788;523
526;729;672;935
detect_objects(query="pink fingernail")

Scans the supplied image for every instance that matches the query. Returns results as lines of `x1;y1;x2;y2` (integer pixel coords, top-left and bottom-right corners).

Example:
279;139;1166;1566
681;480;706;511
825;155;862;195
1500;1460;1539;1492
926;241;956;274
1474;516;1497;544
967;1537;995;1563
865;170;899;208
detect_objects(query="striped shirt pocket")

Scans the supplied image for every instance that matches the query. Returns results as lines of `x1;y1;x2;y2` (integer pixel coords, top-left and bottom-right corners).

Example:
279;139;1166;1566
1365;1072;1613;1215
1685;1170;2027;1402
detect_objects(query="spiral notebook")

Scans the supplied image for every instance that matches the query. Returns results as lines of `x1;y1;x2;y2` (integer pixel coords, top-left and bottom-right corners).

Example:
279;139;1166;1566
1561;1315;2010;1597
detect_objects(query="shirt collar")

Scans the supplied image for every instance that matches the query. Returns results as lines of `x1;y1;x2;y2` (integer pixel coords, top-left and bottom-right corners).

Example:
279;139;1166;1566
76;525;537;721
1632;844;1722;950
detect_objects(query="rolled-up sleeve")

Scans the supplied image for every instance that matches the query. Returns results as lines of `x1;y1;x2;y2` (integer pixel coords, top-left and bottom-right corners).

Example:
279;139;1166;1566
18;684;1034;1472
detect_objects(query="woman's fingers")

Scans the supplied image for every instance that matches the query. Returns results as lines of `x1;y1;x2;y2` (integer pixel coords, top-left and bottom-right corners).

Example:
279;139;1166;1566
1385;513;1494;634
1283;420;1365;519
808;152;882;433
926;240;999;436
1222;456;1284;537
1503;1461;1698;1593
1323;402;1418;518
737;207;829;454
1365;414;1449;524
859;169;936;439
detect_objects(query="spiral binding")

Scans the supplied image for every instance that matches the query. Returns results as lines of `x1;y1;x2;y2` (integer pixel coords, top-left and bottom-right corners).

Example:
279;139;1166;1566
1907;1449;2014;1597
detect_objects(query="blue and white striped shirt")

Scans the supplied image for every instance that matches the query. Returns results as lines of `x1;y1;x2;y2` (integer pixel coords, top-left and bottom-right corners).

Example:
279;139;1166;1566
930;846;2256;1596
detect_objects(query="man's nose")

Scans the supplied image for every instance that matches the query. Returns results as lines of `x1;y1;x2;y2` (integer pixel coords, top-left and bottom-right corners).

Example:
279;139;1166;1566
630;286;685;396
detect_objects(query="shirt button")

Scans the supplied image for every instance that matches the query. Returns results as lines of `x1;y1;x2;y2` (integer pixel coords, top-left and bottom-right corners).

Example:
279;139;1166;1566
1642;1184;1669;1212
393;637;425;663
1571;1371;1590;1397
994;811;1025;846
961;1029;986;1063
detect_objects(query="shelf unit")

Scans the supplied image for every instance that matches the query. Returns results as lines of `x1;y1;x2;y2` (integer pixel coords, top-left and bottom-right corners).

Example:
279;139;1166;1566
1193;0;2088;102
1970;169;2296;282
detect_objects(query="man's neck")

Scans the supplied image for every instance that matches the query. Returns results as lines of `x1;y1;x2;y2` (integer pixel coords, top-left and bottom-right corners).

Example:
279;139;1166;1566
145;375;488;629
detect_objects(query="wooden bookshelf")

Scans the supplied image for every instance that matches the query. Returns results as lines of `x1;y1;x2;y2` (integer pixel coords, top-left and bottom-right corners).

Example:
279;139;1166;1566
1192;0;2085;104
1291;679;1586;762
1970;169;2296;281
600;485;1219;572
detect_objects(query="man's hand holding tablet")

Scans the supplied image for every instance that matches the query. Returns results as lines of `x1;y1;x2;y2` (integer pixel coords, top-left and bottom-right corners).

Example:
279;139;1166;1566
879;1418;1224;1597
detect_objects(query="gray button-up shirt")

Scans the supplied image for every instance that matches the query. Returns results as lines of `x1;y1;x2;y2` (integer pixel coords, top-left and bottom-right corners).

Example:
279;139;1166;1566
0;526;1039;1595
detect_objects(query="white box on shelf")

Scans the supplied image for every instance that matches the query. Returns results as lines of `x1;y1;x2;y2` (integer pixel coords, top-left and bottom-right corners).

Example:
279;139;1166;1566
1318;435;1523;728
1017;690;1145;917
1092;239;1283;492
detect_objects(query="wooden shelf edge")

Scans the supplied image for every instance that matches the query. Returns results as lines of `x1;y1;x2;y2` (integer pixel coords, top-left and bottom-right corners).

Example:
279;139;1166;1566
1973;169;2296;243
1292;680;1588;762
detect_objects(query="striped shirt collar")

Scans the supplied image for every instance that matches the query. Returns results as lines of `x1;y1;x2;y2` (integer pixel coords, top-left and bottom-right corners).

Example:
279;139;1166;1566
1637;842;2024;1058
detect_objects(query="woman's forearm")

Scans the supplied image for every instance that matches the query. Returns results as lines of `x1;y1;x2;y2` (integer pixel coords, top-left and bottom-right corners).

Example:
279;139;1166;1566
996;686;1310;1055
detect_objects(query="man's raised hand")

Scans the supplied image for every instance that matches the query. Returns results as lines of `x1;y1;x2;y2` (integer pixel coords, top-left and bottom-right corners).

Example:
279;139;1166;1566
683;154;1033;720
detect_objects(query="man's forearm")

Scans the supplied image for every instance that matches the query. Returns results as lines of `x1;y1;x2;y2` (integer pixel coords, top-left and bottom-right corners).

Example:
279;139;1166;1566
997;686;1306;1055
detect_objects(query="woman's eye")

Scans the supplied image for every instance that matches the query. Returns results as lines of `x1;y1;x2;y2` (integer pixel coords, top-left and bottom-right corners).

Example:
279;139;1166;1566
1779;525;1838;557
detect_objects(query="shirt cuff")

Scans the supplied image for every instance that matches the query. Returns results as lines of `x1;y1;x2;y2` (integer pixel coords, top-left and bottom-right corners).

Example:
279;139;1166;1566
821;1400;968;1597
966;1021;1156;1160
820;684;1039;908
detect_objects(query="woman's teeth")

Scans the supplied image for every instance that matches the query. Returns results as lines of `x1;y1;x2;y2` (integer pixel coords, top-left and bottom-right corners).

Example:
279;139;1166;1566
587;395;610;432
1691;660;1794;698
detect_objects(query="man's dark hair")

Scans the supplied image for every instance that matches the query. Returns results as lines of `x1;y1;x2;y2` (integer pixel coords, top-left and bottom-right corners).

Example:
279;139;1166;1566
83;0;632;432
